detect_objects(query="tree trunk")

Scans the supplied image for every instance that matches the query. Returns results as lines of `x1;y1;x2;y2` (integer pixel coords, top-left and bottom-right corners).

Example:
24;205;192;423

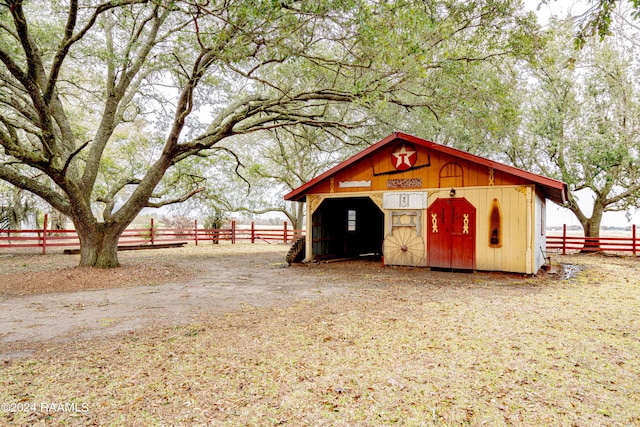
580;204;604;253
566;192;605;253
294;201;305;232
76;222;123;268
49;210;68;232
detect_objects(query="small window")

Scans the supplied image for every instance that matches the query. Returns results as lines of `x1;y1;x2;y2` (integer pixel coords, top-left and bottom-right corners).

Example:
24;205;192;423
439;162;464;188
347;210;356;231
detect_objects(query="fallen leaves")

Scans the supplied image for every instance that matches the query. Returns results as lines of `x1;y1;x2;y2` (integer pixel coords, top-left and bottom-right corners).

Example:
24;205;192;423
0;251;639;426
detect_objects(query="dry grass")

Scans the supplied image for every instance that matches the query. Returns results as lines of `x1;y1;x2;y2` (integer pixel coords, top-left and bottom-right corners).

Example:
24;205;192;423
1;250;639;426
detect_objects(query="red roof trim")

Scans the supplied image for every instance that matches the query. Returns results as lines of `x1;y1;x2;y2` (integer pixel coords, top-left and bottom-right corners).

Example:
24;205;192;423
284;132;568;204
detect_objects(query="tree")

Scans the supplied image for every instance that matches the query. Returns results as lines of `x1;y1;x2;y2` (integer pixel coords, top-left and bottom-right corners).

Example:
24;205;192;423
0;181;49;230
516;20;640;245
574;0;640;45
211;2;541;230
0;0;536;267
0;184;34;230
219;127;381;231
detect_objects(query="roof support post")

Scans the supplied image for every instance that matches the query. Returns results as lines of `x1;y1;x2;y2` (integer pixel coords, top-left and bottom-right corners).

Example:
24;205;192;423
526;187;533;274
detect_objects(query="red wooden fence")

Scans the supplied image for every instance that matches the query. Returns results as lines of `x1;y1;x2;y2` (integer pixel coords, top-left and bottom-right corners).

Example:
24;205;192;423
2;217;636;257
546;224;638;256
0;215;305;255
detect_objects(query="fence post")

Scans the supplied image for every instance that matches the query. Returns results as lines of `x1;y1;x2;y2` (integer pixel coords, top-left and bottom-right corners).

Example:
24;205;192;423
284;221;288;244
42;213;48;255
251;221;255;244
232;220;236;244
194;219;198;246
150;218;155;245
562;223;567;255
633;224;637;257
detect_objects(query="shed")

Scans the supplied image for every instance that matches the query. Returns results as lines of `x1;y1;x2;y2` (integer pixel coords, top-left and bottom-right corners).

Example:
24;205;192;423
284;132;569;274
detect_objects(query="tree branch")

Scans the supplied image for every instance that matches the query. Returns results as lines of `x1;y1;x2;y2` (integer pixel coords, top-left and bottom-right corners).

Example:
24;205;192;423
145;186;205;208
61;139;90;178
0;165;70;215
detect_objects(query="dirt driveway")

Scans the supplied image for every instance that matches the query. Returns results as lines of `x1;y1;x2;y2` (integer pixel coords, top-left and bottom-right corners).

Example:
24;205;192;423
0;244;350;359
0;243;565;360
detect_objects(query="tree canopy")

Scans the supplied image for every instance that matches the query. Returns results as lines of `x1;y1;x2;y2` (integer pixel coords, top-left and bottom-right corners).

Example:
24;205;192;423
0;0;535;267
574;0;640;44
511;17;640;237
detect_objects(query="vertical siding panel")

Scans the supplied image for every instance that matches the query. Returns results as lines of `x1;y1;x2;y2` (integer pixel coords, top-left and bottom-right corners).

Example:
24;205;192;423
504;187;516;272
482;187;495;271
425;159;435;188
432;152;442;188
495;187;506;271
466;161;475;187
510;187;527;272
475;188;490;271
493;170;501;186
502;187;513;272
471;163;482;187
517;188;526;272
479;164;489;187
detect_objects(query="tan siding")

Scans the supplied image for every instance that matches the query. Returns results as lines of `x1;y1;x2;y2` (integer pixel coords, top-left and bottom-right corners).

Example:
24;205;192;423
506;188;527;272
460;186;529;273
474;189;493;269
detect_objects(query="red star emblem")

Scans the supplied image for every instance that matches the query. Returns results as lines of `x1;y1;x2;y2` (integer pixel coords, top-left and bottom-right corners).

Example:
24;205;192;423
391;143;417;170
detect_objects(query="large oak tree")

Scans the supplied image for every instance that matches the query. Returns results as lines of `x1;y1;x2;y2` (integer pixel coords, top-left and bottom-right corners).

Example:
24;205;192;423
0;0;535;267
514;19;640;242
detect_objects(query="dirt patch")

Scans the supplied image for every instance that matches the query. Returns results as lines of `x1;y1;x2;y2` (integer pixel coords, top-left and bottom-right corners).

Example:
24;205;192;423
0;246;204;296
0;243;343;359
0;263;195;296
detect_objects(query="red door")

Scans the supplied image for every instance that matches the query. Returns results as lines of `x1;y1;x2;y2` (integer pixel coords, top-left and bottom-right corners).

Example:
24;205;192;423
427;198;476;270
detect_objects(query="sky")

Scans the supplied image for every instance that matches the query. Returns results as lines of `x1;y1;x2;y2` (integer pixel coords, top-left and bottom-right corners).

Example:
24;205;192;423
546;190;639;228
524;0;585;22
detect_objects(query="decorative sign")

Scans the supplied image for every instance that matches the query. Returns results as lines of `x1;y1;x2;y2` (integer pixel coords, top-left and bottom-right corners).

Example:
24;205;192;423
339;180;371;188
383;192;427;209
391;143;417;170
387;178;422;189
463;214;469;234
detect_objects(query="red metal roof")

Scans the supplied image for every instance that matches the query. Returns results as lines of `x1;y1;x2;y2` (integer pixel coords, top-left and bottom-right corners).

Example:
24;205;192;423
284;132;569;205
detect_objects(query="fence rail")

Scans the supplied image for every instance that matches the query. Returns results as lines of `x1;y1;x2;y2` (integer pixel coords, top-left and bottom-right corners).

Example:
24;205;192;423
0;215;304;254
546;224;638;256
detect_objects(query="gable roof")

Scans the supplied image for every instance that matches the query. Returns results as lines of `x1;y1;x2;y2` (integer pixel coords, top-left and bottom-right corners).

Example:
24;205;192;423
284;132;569;205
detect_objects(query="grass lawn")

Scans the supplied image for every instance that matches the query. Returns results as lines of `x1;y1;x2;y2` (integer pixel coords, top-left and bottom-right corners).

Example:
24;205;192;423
1;253;639;426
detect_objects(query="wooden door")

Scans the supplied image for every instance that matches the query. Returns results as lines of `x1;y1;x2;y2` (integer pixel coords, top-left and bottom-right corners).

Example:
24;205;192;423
428;198;476;270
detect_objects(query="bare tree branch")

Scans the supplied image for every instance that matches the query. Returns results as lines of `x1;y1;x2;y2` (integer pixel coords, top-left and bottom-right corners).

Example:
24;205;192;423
145;186;205;208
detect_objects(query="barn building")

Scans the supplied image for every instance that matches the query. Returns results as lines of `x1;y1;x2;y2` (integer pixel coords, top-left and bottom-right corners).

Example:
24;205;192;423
284;132;569;274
